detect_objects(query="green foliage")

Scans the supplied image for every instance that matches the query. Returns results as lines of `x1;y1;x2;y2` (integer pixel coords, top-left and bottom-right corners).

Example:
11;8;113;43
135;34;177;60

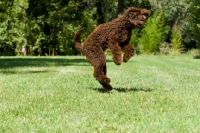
189;0;200;52
125;0;151;9
0;0;97;56
130;29;140;54
0;0;28;55
0;0;199;56
138;10;170;54
24;0;96;55
0;1;7;22
149;0;191;44
170;27;183;54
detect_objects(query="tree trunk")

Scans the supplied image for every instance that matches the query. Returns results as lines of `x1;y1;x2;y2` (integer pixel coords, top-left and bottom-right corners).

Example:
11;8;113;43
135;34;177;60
95;0;104;25
117;0;124;15
49;48;50;56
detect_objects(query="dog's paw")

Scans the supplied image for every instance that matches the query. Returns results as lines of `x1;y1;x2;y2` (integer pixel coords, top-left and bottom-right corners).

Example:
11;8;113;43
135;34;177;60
115;62;121;65
123;58;128;62
100;83;113;90
123;56;131;62
104;84;113;90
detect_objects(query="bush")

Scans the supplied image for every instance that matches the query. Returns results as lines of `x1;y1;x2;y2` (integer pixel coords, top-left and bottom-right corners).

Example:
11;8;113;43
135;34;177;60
187;48;199;55
170;27;183;54
130;29;140;54
138;10;169;54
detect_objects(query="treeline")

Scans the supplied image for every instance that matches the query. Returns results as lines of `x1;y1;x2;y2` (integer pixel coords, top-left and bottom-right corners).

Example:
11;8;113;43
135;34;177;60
0;0;199;56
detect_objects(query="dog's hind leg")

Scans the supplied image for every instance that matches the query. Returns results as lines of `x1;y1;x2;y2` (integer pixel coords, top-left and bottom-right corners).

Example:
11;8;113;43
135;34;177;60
86;48;112;90
121;44;135;62
103;64;107;75
94;64;112;90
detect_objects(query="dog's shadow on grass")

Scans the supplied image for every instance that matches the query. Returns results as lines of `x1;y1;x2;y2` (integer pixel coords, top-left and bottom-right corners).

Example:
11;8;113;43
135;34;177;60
93;87;153;93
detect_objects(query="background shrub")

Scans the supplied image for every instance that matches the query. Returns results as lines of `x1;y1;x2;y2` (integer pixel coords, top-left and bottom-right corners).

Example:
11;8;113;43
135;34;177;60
170;27;183;54
138;10;170;54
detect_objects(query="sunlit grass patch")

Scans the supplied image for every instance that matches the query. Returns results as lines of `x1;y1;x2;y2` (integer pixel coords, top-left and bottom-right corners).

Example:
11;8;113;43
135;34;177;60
0;55;200;132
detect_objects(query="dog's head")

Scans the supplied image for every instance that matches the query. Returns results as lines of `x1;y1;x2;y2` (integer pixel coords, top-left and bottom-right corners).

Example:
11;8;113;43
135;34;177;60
124;7;151;27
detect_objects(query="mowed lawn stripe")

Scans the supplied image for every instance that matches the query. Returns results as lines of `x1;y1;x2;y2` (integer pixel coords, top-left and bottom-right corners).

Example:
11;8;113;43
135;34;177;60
0;55;200;132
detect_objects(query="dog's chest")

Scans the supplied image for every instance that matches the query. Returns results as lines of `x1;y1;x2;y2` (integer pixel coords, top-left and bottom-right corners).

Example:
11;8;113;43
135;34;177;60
110;29;131;43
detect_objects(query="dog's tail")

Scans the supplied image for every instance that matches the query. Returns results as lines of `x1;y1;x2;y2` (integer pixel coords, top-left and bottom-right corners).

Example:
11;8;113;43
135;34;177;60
74;28;85;53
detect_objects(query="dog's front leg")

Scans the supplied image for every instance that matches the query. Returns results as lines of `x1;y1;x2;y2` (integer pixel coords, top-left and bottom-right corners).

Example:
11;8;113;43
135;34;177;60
122;44;135;62
108;42;122;65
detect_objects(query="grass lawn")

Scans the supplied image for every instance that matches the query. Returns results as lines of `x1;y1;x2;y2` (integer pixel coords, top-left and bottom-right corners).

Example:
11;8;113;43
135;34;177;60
0;54;200;132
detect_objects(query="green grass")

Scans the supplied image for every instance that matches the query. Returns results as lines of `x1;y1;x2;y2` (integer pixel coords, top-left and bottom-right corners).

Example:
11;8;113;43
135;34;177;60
0;55;200;133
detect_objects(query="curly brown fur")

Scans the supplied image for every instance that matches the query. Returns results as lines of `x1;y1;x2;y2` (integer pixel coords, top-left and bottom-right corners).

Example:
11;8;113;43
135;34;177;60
74;7;151;90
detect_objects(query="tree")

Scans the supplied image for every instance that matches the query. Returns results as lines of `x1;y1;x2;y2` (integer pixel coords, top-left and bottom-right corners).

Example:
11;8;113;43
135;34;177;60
189;0;200;55
149;0;191;47
118;0;124;15
0;0;28;56
2;0;195;56
24;0;96;55
95;0;105;25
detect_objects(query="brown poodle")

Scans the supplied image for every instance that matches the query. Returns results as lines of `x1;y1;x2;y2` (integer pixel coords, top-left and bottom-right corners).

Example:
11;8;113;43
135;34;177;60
74;7;151;90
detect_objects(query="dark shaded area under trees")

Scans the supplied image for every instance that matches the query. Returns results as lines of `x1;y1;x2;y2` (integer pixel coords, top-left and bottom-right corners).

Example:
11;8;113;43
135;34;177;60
0;0;199;56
